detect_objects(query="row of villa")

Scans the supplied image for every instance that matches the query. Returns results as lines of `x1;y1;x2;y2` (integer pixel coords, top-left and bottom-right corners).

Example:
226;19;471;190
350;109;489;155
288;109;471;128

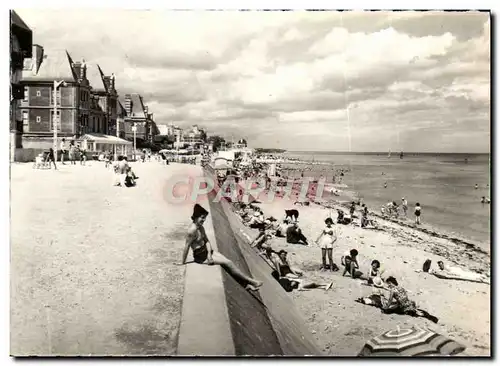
10;10;159;161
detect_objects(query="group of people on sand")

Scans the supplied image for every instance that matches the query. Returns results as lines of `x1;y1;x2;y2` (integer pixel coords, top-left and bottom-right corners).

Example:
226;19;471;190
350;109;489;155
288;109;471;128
234;203;445;322
381;198;422;225
111;156;138;188
180;197;489;326
33;138;87;170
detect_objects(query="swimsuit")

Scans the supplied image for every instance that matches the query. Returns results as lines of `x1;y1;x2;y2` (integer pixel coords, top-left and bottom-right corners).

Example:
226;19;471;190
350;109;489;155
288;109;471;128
191;227;211;263
278;259;293;277
319;226;335;249
192;245;213;263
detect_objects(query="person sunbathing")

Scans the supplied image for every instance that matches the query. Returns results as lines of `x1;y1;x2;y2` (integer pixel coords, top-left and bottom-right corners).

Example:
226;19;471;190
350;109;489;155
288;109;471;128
275;219;290;238
271;270;333;292
275;250;303;278
342;249;363;278
336;209;345;224
422;260;489;284
381;276;438;323
180;204;263;291
286;222;309;245
250;225;272;252
260;246;280;270
248;209;265;228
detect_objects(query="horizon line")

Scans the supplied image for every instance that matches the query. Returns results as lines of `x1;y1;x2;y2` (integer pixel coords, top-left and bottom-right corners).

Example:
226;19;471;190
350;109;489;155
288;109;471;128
251;150;491;155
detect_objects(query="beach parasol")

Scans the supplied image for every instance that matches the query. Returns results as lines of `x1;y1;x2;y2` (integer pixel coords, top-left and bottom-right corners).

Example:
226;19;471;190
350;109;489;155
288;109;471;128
358;326;466;357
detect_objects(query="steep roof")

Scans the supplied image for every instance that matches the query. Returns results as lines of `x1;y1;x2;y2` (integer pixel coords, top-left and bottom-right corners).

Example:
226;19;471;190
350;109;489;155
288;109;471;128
10;10;31;32
11;10;32;56
86;64;106;91
129;93;147;119
117;100;126;117
22;49;76;82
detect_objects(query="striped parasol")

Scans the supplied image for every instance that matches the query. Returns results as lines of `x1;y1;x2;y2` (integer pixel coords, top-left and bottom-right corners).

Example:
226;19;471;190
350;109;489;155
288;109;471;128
358;326;466;357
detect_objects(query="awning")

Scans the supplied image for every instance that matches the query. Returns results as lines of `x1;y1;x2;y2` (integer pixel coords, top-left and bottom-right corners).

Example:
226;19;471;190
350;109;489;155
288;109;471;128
79;133;132;145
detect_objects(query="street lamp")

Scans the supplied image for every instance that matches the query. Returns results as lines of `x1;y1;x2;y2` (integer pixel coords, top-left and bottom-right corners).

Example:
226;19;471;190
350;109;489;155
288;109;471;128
131;124;137;161
53;80;67;162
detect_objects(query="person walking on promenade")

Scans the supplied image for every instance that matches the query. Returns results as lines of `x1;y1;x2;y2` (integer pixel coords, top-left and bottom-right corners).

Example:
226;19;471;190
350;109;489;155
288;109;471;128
80;146;87;165
69;141;76;165
414;202;422;225
59;138;67;165
180;204;263;291
46;148;57;170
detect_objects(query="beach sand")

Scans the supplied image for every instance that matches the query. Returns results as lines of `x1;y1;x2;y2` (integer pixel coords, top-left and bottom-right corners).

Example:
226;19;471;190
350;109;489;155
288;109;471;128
239;196;490;356
10;161;199;355
10;161;490;356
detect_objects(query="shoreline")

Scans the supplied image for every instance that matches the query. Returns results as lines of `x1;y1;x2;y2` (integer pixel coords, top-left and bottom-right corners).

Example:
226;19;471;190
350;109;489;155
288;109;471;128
262;168;490;251
243;177;489;259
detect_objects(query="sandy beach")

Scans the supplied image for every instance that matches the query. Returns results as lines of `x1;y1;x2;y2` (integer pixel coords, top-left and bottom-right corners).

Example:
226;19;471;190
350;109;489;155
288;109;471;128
240;195;490;356
10;161;490;356
10;161;201;355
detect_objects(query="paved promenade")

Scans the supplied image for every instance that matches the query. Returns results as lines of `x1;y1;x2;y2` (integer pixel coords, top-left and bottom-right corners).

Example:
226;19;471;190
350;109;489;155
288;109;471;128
10;161;200;355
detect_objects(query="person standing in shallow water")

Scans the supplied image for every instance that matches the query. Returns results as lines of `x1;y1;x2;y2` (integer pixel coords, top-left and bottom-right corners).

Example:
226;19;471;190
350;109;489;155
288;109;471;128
401;198;408;217
180;204;263;291
414;202;422;225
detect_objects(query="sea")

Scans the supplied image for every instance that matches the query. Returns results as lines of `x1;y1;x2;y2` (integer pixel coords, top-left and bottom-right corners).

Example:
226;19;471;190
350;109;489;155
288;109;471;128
282;152;491;248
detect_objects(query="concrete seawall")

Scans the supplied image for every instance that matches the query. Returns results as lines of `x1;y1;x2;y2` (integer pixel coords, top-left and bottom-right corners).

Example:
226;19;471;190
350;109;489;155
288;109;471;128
176;166;321;356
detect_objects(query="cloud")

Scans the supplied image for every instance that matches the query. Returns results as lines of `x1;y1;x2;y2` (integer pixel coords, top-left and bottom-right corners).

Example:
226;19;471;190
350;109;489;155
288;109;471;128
17;9;490;152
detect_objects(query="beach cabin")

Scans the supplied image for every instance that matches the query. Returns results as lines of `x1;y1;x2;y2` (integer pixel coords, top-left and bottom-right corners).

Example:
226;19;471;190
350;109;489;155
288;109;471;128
79;133;133;159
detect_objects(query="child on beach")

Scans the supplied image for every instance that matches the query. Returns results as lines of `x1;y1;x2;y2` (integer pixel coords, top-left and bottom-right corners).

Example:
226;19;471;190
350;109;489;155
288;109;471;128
342;249;362;278
349;202;356;217
180;204;263;291
336;209;345;224
414;203;422;225
360;207;369;228
366;260;384;284
46;148;57;170
315;217;339;271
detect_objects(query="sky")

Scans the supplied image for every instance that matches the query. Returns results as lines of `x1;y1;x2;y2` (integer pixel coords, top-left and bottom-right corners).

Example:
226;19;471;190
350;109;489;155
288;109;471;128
17;9;490;152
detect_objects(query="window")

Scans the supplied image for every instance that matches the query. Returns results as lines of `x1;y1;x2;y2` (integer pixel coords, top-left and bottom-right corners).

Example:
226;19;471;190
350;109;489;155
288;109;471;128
36;90;41;97
36;116;41;123
22;112;29;131
23;87;28;102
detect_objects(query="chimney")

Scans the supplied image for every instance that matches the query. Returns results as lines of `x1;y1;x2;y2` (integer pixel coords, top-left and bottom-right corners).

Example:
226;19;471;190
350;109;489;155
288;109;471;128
32;44;44;73
124;94;132;115
81;59;87;80
110;73;116;89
